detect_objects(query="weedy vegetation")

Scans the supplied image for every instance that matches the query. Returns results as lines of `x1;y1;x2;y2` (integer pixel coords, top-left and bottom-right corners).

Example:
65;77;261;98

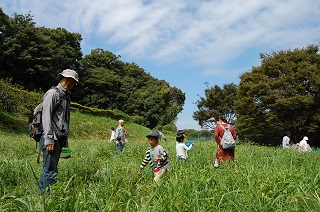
0;111;320;211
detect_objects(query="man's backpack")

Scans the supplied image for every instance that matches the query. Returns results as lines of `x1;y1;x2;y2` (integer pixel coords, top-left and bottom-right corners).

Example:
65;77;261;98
220;124;235;149
115;126;122;140
28;86;65;143
28;103;43;142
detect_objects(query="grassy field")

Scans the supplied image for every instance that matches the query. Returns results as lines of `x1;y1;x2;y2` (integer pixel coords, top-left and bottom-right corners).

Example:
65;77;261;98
1;111;320;211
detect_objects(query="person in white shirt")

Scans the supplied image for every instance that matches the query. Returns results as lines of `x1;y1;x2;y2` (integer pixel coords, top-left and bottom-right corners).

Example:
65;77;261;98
282;132;291;149
109;127;116;143
298;136;312;152
176;134;194;160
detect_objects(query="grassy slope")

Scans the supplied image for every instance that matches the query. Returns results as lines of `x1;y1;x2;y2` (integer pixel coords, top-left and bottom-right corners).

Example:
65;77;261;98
1;111;320;211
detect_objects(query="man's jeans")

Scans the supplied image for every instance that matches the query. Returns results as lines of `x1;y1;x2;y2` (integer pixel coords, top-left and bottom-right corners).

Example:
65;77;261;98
39;135;62;192
116;141;124;154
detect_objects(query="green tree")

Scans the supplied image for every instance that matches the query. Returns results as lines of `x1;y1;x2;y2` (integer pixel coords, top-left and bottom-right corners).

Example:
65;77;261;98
193;83;238;129
235;45;320;146
0;9;82;91
75;49;185;129
74;49;135;109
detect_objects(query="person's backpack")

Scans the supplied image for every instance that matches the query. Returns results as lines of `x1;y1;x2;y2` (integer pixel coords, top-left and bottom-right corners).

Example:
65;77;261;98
28;86;64;143
28;103;43;143
28;86;65;163
220;124;235;149
116;127;121;140
28;103;44;164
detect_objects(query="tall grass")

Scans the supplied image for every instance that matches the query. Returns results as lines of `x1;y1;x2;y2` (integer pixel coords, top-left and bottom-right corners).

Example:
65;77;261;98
0;111;320;211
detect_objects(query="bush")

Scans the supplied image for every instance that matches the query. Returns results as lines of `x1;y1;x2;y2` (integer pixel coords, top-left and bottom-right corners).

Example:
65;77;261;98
0;79;42;114
71;102;143;124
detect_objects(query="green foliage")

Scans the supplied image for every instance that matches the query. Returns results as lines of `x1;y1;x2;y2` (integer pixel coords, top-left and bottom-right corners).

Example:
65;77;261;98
0;110;27;133
74;49;185;129
71;102;144;125
0;79;42;113
1;114;320;211
193;83;238;129
236;45;320;146
0;9;82;91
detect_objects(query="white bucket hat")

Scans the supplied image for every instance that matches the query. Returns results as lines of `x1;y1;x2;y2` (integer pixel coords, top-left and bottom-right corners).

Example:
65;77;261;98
58;69;79;82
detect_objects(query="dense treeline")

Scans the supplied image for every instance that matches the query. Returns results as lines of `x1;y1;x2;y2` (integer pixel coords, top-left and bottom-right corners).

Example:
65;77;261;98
193;45;320;147
0;8;185;130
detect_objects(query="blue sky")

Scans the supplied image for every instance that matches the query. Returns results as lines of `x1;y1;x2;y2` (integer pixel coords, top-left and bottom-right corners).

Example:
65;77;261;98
2;0;320;130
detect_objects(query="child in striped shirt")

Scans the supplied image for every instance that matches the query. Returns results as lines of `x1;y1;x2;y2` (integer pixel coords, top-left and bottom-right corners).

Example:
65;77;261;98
138;131;171;181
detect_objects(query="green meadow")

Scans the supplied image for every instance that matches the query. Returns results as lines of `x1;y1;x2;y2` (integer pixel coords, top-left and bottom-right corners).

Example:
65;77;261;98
1;111;320;211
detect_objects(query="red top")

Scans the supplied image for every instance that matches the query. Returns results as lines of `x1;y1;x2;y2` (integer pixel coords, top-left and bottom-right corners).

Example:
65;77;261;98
214;123;237;146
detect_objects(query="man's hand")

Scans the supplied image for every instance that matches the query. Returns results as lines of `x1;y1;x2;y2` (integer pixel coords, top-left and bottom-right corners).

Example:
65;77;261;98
46;144;54;151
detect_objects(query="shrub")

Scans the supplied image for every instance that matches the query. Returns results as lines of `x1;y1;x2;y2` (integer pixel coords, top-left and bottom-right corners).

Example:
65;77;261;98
0;79;42;113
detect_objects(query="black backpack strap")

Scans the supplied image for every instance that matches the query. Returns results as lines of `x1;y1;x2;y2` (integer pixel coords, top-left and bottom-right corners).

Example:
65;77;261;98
37;143;41;164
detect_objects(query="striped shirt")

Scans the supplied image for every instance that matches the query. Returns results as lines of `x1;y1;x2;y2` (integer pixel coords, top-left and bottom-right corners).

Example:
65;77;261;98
139;145;170;170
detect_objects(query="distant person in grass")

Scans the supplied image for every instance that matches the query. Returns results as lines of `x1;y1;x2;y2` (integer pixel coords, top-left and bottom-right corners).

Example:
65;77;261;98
115;120;125;154
138;131;171;181
297;136;312;152
109;127;116;143
214;116;237;168
282;132;292;149
39;69;79;193
158;128;167;141
176;133;194;160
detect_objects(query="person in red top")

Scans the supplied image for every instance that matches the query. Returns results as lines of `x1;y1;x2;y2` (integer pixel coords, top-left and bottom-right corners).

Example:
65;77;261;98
214;116;237;168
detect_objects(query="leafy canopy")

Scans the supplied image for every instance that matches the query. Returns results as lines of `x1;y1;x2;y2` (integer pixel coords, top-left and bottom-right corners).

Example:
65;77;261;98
193;83;238;130
235;45;320;146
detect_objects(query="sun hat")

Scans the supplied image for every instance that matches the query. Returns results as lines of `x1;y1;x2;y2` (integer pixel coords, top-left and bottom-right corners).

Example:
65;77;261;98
146;131;160;138
58;69;79;82
118;119;125;123
177;130;185;136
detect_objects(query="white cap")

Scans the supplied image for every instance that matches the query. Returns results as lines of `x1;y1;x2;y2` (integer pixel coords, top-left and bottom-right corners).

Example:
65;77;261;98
303;136;309;140
58;69;79;82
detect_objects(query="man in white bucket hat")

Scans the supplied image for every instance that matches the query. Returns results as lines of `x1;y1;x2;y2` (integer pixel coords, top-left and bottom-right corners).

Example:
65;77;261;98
39;69;79;194
57;68;79;83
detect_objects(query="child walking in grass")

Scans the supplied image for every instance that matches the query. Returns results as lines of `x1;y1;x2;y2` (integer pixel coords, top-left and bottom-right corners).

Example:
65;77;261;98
176;134;194;160
138;131;171;181
109;127;116;143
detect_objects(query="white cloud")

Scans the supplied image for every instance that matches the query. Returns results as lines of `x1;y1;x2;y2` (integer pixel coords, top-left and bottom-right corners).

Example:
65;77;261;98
2;0;320;73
